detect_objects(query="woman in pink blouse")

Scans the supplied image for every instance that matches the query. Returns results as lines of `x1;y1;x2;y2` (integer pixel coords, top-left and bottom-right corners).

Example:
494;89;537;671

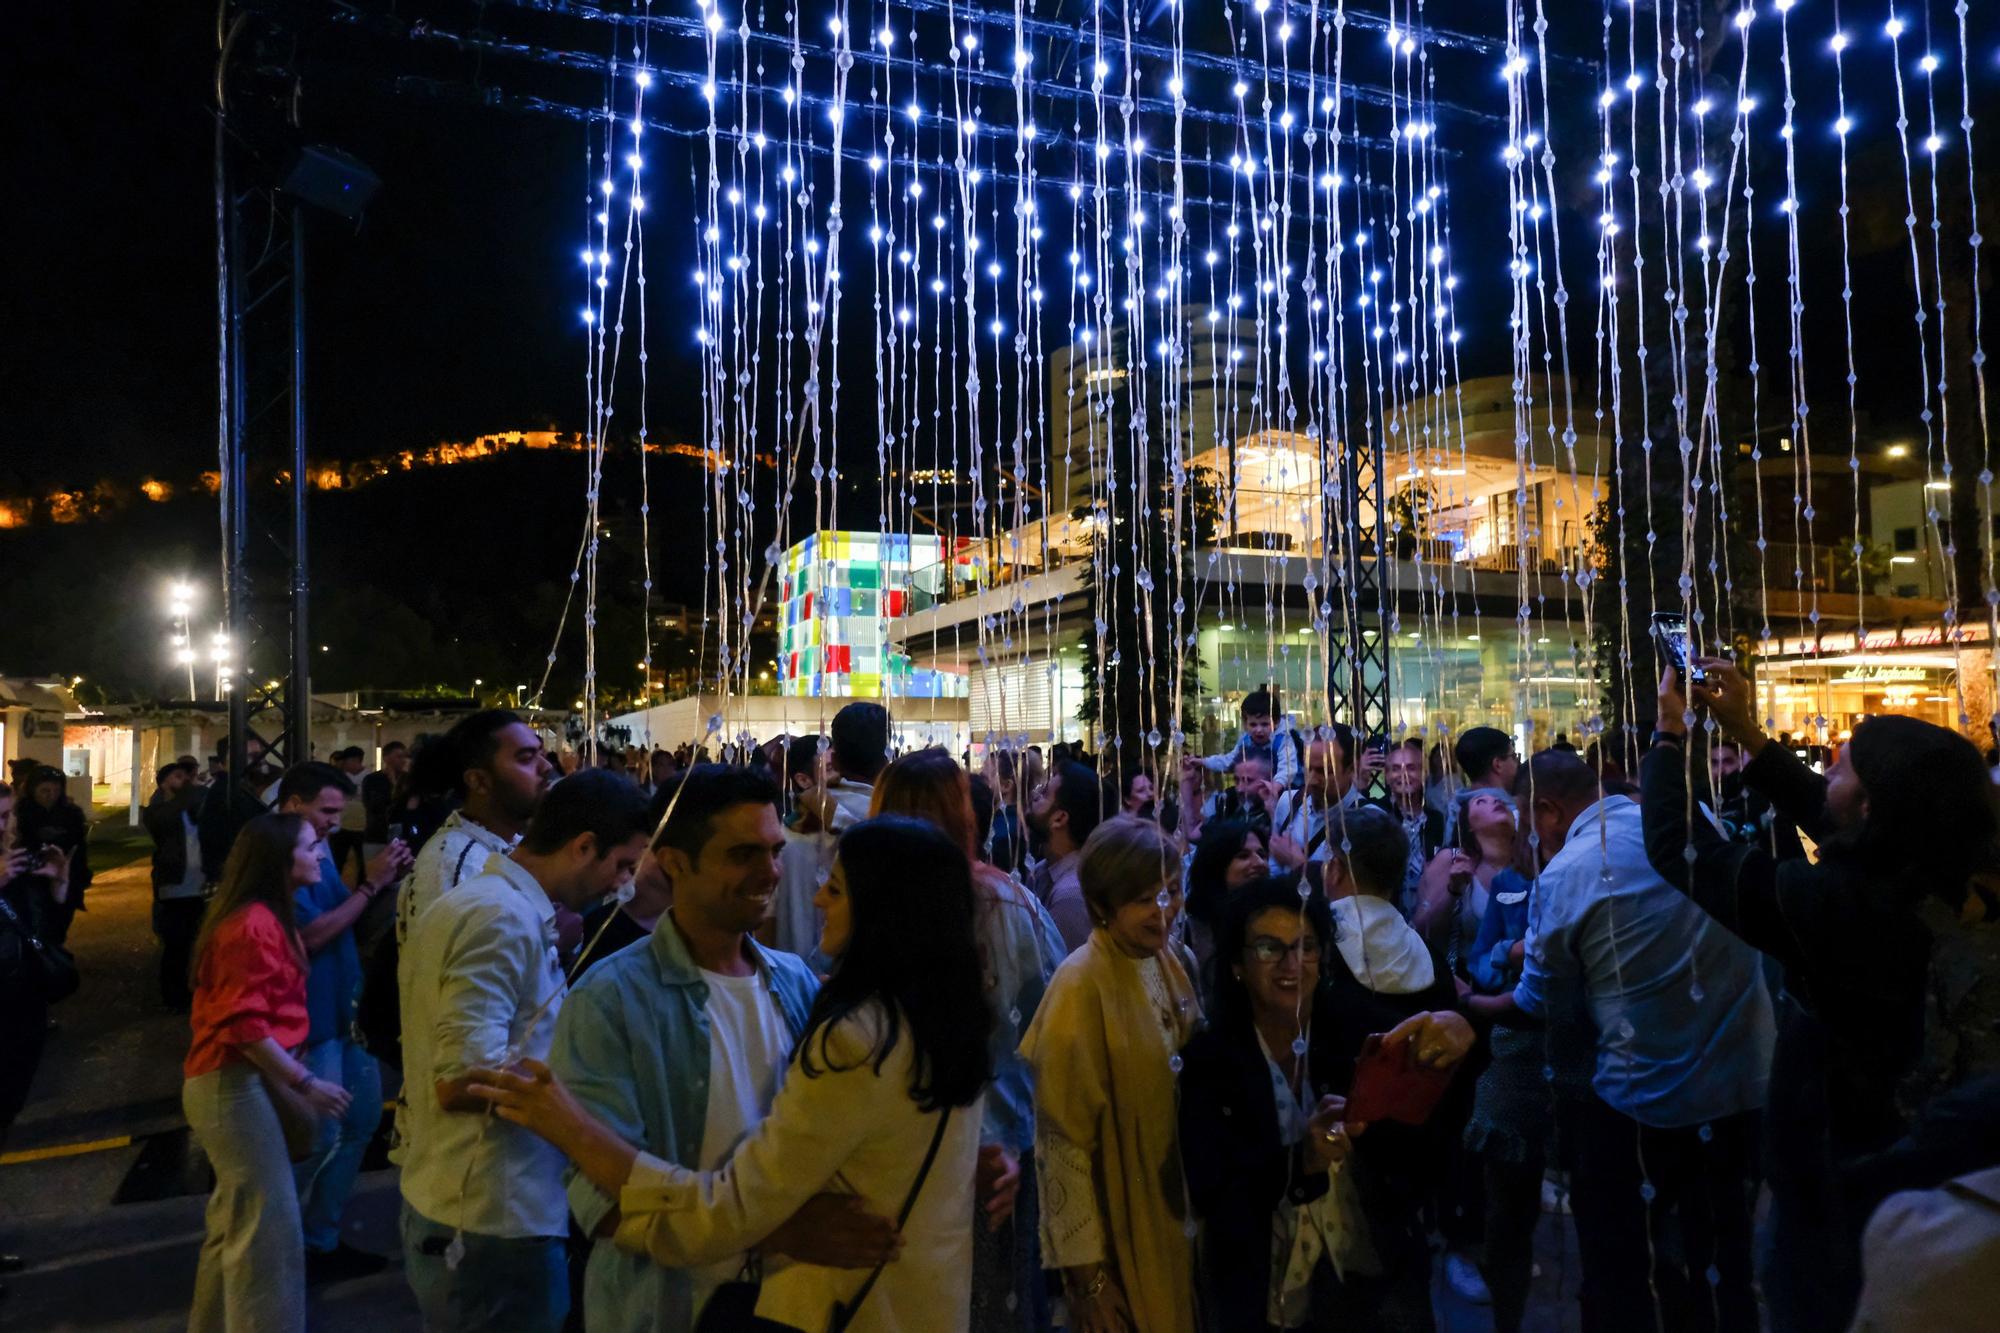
183;813;352;1333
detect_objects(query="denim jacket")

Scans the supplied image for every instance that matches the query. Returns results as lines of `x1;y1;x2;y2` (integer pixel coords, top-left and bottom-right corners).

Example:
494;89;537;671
547;914;819;1332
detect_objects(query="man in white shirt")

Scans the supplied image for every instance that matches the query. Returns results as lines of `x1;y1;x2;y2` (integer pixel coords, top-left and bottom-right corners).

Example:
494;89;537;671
823;701;888;827
399;769;653;1333
771;734;836;964
398;710;556;941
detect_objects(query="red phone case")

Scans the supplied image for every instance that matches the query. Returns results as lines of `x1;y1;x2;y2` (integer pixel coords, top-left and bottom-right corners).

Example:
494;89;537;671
1345;1032;1456;1126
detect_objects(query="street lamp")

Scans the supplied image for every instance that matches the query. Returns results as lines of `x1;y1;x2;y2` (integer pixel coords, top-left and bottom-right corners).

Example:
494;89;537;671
164;580;200;699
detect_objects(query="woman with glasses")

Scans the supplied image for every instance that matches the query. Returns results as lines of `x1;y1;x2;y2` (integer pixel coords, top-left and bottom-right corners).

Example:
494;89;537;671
1181;877;1473;1330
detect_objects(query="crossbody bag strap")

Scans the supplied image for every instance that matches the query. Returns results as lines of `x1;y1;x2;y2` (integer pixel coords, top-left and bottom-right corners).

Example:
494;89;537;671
829;1106;952;1332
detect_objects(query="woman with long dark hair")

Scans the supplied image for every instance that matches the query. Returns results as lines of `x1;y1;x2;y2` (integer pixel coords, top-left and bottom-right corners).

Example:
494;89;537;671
183;813;354;1333
1180;876;1474;1331
1651;662;2000;1331
468;816;995;1331
1454;788;1592;1333
870;750;1064;1329
1182;817;1269;991
16;767;89;946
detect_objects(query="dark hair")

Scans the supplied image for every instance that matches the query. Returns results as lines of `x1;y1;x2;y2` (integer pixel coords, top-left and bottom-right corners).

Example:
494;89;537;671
783;734;825;789
381;740;408;757
1209;876;1334;1040
869;749;978;861
799;816;992;1110
436;710;531;799
1839;714;2000;900
1325;722;1357;768
155;762;186;787
1242;687;1275;720
1519;749;1600;810
1187;817;1265;925
332;745;365;763
520;768;653;858
653;764;781;858
1329;803;1408;897
191;813;308;987
1455;726;1515;783
277;761;354;806
1050;760;1111;848
968;773;997;856
1121;767;1153;801
830;702;890;780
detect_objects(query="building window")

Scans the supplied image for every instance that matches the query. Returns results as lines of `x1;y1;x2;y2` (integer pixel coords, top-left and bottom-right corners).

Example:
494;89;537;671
1893;526;1919;552
1895;584;1920;598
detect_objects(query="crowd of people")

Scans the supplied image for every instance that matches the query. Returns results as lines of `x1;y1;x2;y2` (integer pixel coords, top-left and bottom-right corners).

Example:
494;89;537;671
4;662;2000;1331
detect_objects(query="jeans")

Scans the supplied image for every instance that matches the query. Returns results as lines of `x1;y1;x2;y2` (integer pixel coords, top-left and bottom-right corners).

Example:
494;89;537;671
1569;1097;1759;1333
293;1038;382;1253
402;1202;569;1333
185;1065;305;1333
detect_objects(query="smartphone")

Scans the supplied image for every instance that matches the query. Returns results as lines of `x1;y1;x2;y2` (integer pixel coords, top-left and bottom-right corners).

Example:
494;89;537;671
1650;612;1706;684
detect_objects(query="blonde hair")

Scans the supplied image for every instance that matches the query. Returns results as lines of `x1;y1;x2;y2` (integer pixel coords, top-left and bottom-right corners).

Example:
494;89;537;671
1079;814;1184;925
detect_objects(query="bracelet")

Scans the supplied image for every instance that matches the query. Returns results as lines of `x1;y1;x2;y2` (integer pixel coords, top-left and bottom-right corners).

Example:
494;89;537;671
1076;1268;1109;1302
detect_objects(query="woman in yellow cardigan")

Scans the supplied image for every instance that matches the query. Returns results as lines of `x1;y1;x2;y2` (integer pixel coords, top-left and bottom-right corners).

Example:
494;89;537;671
1020;814;1202;1333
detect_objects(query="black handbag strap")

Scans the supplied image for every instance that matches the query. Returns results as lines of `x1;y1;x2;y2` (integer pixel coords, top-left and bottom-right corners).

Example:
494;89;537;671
829;1106;951;1332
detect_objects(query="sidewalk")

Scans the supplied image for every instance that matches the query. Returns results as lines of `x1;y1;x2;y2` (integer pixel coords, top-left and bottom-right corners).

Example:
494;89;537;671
0;862;413;1330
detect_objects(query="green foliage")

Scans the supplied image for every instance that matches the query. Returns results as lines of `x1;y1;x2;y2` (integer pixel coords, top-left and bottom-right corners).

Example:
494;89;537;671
1075;463;1222;756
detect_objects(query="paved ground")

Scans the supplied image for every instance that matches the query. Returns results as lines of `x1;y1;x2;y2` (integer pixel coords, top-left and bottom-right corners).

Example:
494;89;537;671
2;847;1583;1331
0;860;416;1331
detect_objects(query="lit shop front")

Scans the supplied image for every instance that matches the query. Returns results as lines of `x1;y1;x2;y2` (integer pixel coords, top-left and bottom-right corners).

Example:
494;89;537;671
1754;623;1989;739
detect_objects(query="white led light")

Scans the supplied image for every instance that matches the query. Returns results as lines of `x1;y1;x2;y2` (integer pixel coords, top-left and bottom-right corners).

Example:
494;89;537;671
1885;17;1905;39
1734;8;1754;31
1920;54;1939;73
634;70;652;88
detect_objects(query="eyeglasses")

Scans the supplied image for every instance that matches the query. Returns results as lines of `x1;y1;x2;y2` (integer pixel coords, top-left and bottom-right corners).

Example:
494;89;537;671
1247;934;1323;964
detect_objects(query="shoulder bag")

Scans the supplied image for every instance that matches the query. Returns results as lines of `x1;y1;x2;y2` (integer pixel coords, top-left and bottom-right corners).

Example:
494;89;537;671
0;891;79;1005
695;1106;953;1333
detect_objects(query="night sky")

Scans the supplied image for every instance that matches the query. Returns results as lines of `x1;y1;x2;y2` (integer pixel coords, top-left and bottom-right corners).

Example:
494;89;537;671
8;1;1997;497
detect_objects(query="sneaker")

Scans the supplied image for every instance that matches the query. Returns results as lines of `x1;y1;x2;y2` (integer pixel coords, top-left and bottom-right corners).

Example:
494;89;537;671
305;1243;389;1286
1445;1251;1492;1306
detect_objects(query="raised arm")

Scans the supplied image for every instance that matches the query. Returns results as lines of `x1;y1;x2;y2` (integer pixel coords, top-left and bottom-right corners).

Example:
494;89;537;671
1647;666;1804;971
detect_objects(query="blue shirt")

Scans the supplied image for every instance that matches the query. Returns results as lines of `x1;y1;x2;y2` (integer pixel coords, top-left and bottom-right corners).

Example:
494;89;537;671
1513;795;1774;1130
1466;867;1535;995
293;845;363;1046
548;914;820;1333
979;881;1068;1153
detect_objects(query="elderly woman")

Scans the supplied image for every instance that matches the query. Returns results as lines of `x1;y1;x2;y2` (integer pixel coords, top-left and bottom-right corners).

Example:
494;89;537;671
1179;877;1475;1330
1019;815;1201;1333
